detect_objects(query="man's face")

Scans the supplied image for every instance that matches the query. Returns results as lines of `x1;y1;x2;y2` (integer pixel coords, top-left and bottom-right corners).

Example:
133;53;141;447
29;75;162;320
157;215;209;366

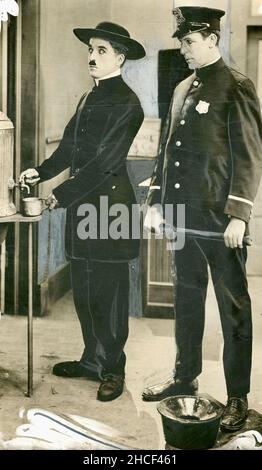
180;32;212;69
88;37;124;79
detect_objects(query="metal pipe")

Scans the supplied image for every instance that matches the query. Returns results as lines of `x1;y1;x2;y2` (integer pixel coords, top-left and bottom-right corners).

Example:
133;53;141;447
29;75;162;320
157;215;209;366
0;240;6;314
27;222;33;397
14;2;23;315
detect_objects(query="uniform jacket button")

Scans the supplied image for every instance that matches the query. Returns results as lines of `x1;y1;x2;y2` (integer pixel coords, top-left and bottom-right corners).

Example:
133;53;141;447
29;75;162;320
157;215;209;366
174;183;180;189
175;161;180;167
176;141;182;147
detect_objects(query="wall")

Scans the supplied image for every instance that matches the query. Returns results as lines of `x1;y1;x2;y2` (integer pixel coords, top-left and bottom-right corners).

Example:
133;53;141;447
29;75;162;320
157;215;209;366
231;0;262;72
112;0;175;117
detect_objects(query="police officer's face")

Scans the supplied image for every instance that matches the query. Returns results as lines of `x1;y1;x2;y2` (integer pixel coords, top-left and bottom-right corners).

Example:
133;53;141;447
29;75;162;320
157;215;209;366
88;37;124;79
180;32;214;69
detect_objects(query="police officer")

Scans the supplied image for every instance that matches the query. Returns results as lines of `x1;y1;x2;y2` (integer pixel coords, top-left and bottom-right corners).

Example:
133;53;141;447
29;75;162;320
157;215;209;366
142;6;262;432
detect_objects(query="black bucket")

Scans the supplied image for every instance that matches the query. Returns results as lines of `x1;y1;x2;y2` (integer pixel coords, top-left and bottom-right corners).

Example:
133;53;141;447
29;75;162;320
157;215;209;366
157;395;224;450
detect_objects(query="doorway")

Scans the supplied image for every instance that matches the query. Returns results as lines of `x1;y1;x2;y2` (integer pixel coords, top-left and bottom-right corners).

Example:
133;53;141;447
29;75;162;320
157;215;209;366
247;26;262;276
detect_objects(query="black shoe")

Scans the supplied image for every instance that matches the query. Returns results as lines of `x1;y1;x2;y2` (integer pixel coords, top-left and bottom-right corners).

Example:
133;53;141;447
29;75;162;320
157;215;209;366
97;374;125;402
53;361;99;380
142;377;198;402
220;397;248;432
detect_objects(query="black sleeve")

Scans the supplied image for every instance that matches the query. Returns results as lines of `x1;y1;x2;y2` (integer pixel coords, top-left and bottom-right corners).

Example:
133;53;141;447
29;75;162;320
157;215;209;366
35;95;87;181
53;104;144;208
224;78;262;223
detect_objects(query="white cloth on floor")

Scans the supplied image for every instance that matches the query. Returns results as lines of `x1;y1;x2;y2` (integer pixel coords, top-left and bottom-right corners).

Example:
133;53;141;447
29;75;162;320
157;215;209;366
219;430;262;450
0;407;136;450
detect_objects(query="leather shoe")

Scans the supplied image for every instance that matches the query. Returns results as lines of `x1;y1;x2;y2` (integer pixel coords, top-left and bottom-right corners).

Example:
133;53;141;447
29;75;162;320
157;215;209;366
53;361;99;380
220;397;248;432
97;374;124;402
142;377;198;402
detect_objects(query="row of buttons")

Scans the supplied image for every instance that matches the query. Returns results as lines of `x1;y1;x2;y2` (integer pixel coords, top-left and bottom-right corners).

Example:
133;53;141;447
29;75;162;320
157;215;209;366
174;150;180;188
172;81;199;190
174;114;186;185
176;118;185;147
174;122;183;184
174;122;183;188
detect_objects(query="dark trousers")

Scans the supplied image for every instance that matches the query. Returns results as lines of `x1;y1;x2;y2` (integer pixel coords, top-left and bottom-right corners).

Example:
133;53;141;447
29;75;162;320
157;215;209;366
173;237;252;397
70;259;129;379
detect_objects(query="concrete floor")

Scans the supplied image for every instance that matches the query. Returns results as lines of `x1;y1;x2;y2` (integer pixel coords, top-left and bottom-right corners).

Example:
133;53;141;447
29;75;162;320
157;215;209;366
0;277;262;449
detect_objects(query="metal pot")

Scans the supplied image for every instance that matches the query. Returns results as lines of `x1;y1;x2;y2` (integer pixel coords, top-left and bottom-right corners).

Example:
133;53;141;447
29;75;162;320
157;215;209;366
0;112;17;219
22;197;46;217
157;395;224;450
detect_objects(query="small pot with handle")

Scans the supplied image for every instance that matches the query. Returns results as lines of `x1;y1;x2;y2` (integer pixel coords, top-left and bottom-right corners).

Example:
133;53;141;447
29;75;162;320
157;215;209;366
22;197;46;216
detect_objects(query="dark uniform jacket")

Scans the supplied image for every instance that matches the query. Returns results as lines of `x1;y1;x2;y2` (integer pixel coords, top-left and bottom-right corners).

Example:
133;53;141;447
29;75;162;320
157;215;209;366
148;58;262;230
36;76;144;260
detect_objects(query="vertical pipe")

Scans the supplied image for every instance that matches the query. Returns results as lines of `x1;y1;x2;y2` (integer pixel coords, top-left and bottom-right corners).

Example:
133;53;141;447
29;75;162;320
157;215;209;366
0;23;8;314
27;222;33;397
14;0;23;314
0;22;8;113
0;240;6;313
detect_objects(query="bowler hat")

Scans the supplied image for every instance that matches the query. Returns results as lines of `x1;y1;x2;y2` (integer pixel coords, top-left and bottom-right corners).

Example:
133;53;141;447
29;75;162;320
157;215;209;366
74;22;146;60
172;6;225;39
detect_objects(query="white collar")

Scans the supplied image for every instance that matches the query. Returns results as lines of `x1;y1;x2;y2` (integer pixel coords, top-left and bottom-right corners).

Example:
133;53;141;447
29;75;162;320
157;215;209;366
95;69;121;86
198;56;221;69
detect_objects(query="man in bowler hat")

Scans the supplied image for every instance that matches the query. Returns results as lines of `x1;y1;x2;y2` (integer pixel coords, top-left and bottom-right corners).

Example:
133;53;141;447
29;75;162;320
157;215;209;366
142;6;262;432
20;22;145;401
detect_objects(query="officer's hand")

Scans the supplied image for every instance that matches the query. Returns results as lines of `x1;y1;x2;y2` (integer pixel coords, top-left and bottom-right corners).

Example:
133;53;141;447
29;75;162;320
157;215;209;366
19;168;40;187
45;193;59;210
144;206;164;235
224;217;246;249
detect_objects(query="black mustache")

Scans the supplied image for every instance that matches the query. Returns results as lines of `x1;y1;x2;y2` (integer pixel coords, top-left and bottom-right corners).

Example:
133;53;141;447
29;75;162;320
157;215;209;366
89;61;96;66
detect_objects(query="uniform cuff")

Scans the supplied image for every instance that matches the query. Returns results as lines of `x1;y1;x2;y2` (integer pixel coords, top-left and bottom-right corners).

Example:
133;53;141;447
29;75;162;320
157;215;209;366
224;196;253;224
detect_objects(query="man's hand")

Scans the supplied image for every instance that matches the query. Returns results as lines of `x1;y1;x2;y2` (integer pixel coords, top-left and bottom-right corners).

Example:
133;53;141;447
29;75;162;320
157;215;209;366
144;206;164;235
19;168;40;187
45;193;59;211
224;217;246;249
